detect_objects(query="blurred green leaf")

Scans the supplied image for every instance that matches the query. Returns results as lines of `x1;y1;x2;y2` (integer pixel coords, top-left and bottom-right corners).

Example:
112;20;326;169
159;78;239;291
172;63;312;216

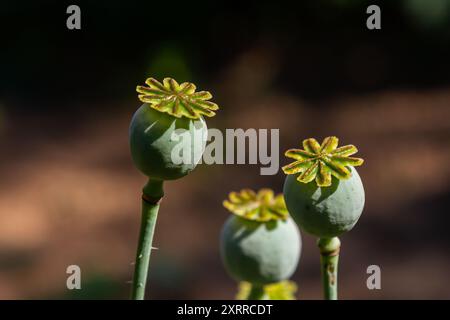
147;44;192;83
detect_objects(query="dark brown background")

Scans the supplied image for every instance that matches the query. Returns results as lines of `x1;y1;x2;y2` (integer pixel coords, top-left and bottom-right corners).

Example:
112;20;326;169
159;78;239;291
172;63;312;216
0;0;449;299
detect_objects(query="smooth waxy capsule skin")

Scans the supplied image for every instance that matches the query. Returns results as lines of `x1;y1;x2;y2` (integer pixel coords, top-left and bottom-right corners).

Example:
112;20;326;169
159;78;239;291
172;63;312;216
220;216;301;285
283;167;365;238
129;103;207;180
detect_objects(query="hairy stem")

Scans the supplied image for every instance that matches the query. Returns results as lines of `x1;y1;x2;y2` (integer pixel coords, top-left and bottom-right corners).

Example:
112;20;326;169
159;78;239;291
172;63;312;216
247;284;266;300
131;179;164;300
317;237;341;300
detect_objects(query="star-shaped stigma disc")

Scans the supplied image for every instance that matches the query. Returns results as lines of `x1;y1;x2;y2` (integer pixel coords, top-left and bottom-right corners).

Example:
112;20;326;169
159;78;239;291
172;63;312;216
223;189;288;222
136;77;219;119
282;136;364;187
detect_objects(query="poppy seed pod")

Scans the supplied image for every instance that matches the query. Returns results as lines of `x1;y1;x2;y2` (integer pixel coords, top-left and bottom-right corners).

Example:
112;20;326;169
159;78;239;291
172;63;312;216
283;167;364;238
281;136;365;300
282;136;365;238
129;104;207;180
129;77;219;300
129;77;218;181
220;189;301;286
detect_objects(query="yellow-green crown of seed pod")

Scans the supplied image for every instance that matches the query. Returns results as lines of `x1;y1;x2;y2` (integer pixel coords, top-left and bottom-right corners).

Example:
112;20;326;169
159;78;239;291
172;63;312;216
136;77;219;119
223;189;288;222
236;281;298;300
282;136;364;187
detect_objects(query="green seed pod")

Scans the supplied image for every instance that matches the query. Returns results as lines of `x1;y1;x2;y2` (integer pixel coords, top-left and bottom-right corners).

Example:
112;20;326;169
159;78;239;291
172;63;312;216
129;77;219;300
129;104;207;180
129;77;218;181
283;167;364;238
282;136;365;238
220;189;301;286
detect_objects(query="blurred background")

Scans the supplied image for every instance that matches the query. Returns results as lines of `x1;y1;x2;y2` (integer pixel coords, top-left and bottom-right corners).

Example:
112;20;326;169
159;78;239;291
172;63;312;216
0;0;449;299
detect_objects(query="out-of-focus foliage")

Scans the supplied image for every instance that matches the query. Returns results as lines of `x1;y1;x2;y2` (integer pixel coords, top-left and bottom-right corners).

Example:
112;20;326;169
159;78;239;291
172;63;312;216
1;1;449;105
146;44;192;83
403;0;450;30
64;275;123;300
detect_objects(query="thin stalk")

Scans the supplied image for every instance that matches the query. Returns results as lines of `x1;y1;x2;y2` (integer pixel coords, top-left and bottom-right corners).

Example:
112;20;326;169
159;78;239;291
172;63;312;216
317;237;341;300
131;179;164;300
247;284;266;300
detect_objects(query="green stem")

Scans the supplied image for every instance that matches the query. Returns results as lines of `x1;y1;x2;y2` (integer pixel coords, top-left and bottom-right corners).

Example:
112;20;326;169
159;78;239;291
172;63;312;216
317;237;341;300
246;284;266;300
131;179;164;300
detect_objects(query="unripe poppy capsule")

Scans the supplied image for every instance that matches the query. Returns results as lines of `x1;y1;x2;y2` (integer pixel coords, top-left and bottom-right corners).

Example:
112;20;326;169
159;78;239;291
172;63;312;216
129;104;207;180
129;77;218;181
282;136;365;238
283;167;364;238
129;77;219;300
220;189;302;286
